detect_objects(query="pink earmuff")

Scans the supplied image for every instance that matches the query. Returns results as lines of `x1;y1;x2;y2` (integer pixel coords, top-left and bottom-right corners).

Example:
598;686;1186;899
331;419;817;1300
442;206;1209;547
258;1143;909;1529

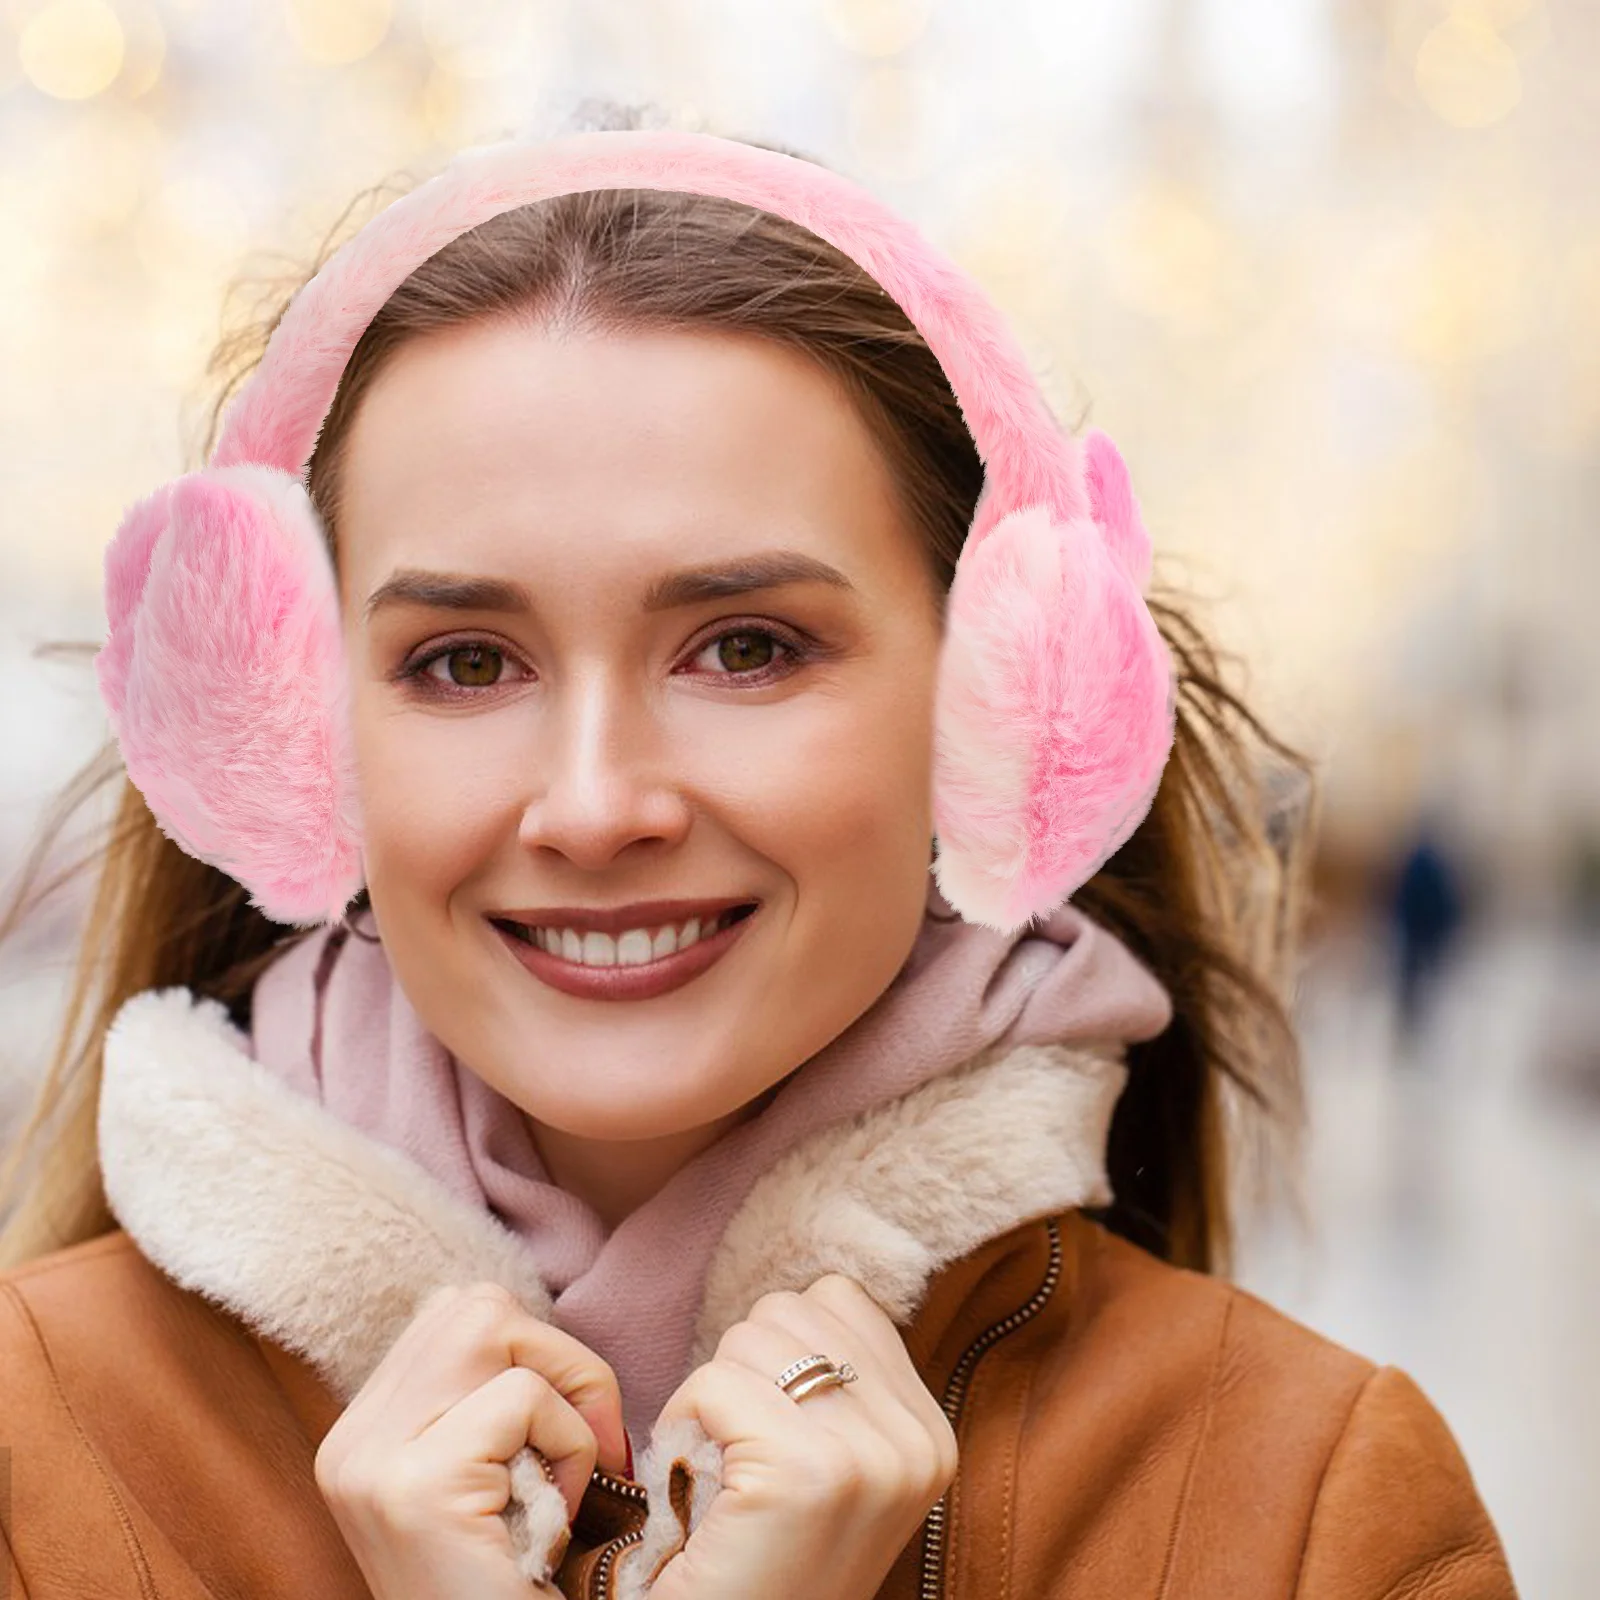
95;128;1176;937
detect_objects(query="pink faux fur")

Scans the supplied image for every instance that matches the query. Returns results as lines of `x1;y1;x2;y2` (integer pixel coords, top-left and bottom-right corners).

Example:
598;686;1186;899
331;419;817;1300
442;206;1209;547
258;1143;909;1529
95;464;364;926
94;127;1176;933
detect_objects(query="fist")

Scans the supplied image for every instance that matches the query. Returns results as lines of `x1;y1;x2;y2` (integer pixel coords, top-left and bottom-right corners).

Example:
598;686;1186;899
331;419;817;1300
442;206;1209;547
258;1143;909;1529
313;1281;629;1599
644;1272;958;1600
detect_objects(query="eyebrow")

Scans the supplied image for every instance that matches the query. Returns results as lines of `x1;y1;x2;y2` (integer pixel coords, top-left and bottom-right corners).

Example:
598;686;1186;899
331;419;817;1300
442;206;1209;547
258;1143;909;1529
362;549;857;622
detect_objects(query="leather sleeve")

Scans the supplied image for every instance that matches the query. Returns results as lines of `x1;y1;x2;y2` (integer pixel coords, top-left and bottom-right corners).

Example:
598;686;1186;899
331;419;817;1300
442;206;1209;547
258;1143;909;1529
1294;1365;1519;1599
2;1517;28;1600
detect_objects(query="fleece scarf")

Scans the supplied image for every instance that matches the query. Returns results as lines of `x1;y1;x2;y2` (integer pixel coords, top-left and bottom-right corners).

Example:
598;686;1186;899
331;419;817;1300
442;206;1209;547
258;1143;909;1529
245;874;1173;1447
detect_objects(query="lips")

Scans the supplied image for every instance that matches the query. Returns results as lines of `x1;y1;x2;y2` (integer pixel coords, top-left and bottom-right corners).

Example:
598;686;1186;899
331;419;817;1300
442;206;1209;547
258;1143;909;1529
489;900;761;1002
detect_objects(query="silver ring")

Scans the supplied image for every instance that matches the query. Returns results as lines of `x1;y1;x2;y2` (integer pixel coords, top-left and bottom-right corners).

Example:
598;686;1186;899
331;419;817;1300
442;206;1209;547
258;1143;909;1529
774;1353;859;1404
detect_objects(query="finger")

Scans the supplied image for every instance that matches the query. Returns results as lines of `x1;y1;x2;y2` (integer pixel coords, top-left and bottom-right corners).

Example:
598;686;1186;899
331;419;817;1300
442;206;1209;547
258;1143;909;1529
418;1363;598;1524
656;1351;832;1464
334;1283;484;1433
754;1280;932;1421
733;1290;955;1480
354;1284;629;1475
798;1275;913;1374
713;1315;919;1468
799;1278;958;1452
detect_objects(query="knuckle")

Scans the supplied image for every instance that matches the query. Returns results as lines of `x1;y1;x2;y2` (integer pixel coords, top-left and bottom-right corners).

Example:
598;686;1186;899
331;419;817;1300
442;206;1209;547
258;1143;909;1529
747;1288;803;1323
807;1272;860;1302
808;1273;882;1322
311;1438;344;1498
506;1363;551;1406
316;1448;380;1512
462;1280;519;1310
919;1440;955;1498
449;1282;520;1331
584;1351;624;1397
713;1320;762;1363
796;1436;864;1500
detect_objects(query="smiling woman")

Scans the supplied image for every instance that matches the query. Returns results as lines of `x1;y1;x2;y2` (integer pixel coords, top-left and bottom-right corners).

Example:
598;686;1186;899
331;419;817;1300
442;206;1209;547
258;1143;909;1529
0;102;1515;1600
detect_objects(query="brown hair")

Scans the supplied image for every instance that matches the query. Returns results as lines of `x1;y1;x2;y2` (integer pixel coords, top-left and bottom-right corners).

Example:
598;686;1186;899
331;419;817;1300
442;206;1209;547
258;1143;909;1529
0;102;1318;1278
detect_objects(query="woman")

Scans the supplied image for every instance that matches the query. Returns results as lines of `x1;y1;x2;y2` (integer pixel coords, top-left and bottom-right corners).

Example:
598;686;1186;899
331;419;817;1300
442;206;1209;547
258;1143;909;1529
0;105;1517;1598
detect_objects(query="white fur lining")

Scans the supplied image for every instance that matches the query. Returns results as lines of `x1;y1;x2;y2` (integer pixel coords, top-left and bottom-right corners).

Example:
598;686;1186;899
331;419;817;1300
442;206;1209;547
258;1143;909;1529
96;985;1126;1591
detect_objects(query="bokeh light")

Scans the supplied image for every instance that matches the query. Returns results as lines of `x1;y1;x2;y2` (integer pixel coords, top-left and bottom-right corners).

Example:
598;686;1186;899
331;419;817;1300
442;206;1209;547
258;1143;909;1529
17;0;124;99
819;0;931;58
1415;13;1522;127
283;0;391;68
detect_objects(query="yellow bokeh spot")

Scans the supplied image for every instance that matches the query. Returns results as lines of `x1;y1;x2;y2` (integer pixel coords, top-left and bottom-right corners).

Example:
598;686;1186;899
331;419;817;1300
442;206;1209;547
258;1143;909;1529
1451;0;1540;30
1415;15;1522;127
847;65;929;182
40;102;162;237
1100;180;1230;332
18;0;124;100
284;0;391;68
1400;215;1527;367
417;0;566;79
117;0;166;97
417;62;462;145
820;0;931;58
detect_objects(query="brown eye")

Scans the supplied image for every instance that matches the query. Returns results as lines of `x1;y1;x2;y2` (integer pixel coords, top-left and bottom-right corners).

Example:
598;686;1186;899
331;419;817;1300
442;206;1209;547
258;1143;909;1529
438;645;502;687
715;631;775;673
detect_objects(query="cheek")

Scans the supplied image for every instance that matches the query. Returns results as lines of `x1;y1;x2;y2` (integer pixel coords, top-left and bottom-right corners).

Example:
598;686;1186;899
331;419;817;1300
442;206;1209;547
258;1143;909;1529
352;704;510;900
753;678;935;875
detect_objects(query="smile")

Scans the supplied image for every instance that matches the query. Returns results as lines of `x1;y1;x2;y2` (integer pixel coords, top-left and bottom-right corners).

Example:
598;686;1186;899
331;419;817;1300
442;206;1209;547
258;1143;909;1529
488;903;760;1001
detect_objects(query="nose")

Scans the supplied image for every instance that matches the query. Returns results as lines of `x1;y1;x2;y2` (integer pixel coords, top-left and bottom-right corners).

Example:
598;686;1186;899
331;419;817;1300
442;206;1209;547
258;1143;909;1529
513;669;692;870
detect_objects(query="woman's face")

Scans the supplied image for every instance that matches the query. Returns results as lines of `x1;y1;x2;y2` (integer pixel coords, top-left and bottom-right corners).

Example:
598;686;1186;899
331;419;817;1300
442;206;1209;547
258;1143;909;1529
336;319;944;1145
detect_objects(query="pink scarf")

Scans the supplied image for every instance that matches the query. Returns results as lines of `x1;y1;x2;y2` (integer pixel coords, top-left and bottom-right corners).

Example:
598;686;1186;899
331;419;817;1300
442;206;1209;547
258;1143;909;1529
247;876;1173;1441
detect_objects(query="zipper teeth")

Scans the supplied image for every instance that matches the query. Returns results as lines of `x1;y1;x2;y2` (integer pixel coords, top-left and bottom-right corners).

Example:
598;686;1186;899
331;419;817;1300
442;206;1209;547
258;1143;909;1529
586;1465;649;1600
596;1527;645;1595
918;1217;1064;1600
589;1464;649;1503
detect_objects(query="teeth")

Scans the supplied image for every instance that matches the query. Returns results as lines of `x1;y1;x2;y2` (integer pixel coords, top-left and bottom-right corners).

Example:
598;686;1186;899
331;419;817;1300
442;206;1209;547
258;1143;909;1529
511;909;744;968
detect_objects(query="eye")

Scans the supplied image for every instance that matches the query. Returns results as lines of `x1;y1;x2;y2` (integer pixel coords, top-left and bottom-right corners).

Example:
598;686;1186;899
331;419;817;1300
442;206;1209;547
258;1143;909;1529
695;628;788;677
422;643;507;689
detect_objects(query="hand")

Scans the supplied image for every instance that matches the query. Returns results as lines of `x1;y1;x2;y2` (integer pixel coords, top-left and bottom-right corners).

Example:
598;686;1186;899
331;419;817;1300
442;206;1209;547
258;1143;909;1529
644;1273;959;1600
312;1281;629;1600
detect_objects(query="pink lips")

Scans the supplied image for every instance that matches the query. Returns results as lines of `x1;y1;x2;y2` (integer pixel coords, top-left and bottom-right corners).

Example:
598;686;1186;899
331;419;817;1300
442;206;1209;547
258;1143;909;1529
490;905;759;1001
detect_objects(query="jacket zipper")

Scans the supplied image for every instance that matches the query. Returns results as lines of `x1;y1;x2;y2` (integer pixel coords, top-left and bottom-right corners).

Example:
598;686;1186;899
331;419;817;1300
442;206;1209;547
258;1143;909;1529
918;1216;1064;1600
586;1215;1064;1600
587;1466;649;1596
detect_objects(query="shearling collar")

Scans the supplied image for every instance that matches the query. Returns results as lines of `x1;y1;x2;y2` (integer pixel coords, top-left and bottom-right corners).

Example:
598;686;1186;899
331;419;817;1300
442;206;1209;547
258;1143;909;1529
95;984;1128;1593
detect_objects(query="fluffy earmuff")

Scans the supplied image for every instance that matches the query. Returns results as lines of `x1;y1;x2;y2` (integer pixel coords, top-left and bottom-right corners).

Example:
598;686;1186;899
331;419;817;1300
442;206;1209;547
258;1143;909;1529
95;462;364;927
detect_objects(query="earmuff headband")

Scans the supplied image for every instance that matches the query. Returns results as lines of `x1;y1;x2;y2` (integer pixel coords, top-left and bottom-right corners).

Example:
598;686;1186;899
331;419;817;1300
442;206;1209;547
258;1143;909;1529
95;126;1175;937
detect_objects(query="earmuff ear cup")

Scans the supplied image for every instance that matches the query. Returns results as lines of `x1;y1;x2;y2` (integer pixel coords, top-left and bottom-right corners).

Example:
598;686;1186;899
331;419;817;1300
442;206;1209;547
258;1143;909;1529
94;463;365;928
931;485;1177;934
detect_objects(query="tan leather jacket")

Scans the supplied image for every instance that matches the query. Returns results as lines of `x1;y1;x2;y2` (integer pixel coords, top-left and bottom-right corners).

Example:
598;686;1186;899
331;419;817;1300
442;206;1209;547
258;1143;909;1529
0;986;1519;1598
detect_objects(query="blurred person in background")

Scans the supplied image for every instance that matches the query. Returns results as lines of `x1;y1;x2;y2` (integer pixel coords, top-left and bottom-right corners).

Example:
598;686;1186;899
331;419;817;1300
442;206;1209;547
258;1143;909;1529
0;103;1517;1599
1385;803;1470;1053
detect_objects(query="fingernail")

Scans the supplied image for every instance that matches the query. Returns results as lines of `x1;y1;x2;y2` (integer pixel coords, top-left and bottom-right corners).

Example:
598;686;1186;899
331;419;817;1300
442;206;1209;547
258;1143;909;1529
624;1433;635;1479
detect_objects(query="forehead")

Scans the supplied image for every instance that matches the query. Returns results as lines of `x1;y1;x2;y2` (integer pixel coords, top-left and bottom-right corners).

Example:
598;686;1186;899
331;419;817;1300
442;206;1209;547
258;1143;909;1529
334;320;914;591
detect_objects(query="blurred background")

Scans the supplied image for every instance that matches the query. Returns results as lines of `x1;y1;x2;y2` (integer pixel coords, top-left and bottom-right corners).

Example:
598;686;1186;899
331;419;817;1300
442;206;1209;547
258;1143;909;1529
0;0;1594;1590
